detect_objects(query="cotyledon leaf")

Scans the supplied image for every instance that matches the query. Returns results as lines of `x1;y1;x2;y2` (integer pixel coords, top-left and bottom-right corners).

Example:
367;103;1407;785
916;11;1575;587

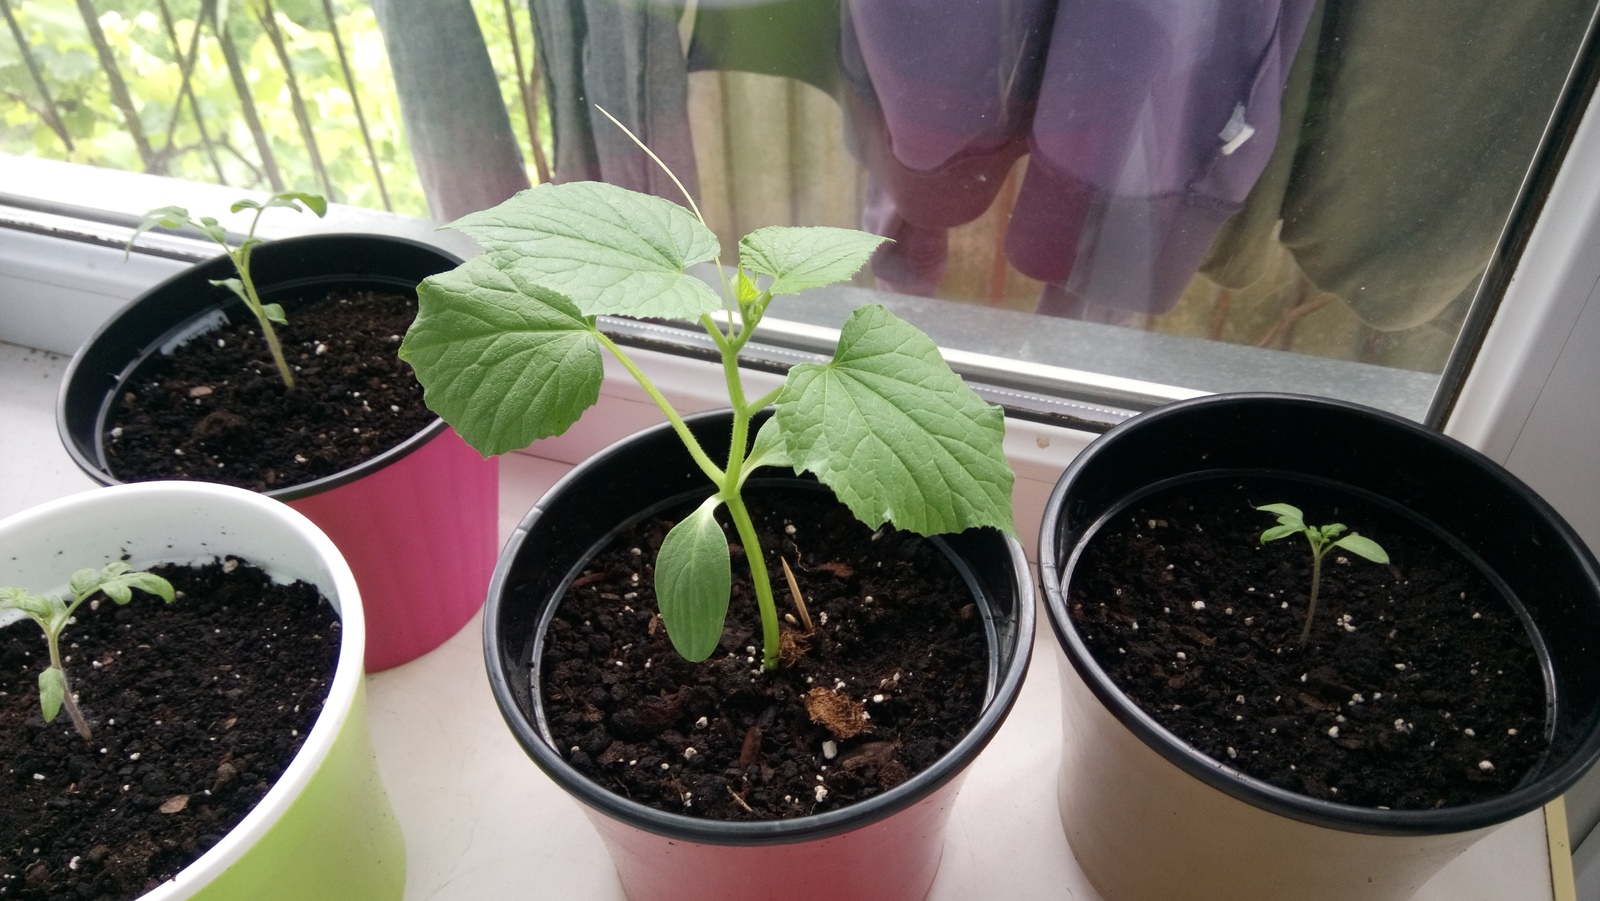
449;182;722;321
654;495;732;662
38;667;65;723
401;256;605;457
775;304;1014;537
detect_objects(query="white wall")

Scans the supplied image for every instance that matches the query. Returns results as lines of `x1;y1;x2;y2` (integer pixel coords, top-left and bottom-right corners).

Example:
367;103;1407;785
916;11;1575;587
1446;79;1600;882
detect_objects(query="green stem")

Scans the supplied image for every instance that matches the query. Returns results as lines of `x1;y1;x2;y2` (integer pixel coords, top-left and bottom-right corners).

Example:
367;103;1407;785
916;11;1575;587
592;330;725;485
715;308;754;477
714;304;783;669
236;260;296;389
701;313;733;353
1300;547;1324;647
729;290;770;356
724;489;781;670
747;385;783;415
45;634;92;742
222;204;295;389
720;330;752;414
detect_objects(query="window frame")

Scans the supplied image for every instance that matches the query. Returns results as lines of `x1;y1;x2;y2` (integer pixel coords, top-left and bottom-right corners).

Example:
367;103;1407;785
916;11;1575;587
1;11;1597;442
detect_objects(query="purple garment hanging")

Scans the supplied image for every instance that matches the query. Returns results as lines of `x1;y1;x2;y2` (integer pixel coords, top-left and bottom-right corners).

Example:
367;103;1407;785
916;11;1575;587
840;0;1052;294
843;0;1315;317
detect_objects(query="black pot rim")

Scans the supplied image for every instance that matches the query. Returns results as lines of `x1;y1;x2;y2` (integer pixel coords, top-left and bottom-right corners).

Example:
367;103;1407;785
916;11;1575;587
483;410;1036;846
1039;391;1600;837
56;232;460;501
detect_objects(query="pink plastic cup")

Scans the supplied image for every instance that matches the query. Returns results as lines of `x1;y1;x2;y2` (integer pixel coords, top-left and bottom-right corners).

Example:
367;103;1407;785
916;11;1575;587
285;423;497;672
57;233;496;671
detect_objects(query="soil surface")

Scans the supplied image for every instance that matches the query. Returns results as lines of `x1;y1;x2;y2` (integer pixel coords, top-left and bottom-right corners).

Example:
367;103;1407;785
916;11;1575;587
539;487;991;821
1067;475;1548;809
0;559;339;900
104;289;434;491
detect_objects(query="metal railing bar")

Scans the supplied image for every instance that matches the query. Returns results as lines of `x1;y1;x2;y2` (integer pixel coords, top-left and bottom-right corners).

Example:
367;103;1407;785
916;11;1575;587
74;0;158;173
256;0;336;201
320;0;390;210
215;5;285;192
500;0;551;183
156;0;228;185
1;0;73;153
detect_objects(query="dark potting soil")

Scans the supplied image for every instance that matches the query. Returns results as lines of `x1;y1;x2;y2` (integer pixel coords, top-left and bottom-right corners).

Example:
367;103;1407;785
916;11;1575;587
0;559;339;900
104;289;434;492
1067;475;1548;809
539;487;991;821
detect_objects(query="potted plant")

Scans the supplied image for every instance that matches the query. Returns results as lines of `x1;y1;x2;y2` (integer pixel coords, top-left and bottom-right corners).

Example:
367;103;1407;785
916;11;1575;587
57;194;498;671
1037;392;1600;901
398;139;1034;901
0;481;403;900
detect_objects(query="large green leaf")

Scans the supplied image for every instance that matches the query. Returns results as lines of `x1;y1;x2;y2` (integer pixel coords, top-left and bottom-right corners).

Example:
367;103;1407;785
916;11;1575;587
401;256;605;456
775;305;1014;536
738;226;887;296
654;496;732;662
741;416;793;481
449;182;722;320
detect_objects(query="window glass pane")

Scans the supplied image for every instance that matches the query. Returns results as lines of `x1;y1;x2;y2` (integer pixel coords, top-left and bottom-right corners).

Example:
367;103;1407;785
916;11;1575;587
2;0;1594;424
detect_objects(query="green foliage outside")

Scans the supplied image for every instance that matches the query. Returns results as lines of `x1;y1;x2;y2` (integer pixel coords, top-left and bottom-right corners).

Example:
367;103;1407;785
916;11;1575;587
0;0;551;216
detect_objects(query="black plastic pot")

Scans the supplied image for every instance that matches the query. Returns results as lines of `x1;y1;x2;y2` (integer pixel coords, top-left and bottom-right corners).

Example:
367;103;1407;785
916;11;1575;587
59;233;460;497
1038;393;1600;901
56;234;498;672
485;408;1034;901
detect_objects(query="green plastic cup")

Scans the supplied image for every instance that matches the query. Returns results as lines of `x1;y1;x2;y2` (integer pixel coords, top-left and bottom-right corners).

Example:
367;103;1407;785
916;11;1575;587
0;482;405;900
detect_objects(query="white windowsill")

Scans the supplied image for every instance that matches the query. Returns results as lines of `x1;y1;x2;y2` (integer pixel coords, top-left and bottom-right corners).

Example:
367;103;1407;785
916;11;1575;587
0;340;1567;900
0;153;1442;422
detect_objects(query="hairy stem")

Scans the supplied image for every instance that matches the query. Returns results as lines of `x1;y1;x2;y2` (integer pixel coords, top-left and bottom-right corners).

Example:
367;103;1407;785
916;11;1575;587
747;385;783;415
717;342;784;668
701;313;733;353
576;104;786;666
592;330;724;485
724;489;781;670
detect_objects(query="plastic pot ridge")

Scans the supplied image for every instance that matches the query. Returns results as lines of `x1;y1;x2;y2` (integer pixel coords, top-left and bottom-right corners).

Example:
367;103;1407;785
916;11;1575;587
58;234;498;671
484;409;1034;901
1038;393;1600;901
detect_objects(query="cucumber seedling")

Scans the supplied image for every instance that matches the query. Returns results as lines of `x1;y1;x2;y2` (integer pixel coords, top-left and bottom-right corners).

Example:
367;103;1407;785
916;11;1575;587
401;112;1015;671
1;563;174;741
